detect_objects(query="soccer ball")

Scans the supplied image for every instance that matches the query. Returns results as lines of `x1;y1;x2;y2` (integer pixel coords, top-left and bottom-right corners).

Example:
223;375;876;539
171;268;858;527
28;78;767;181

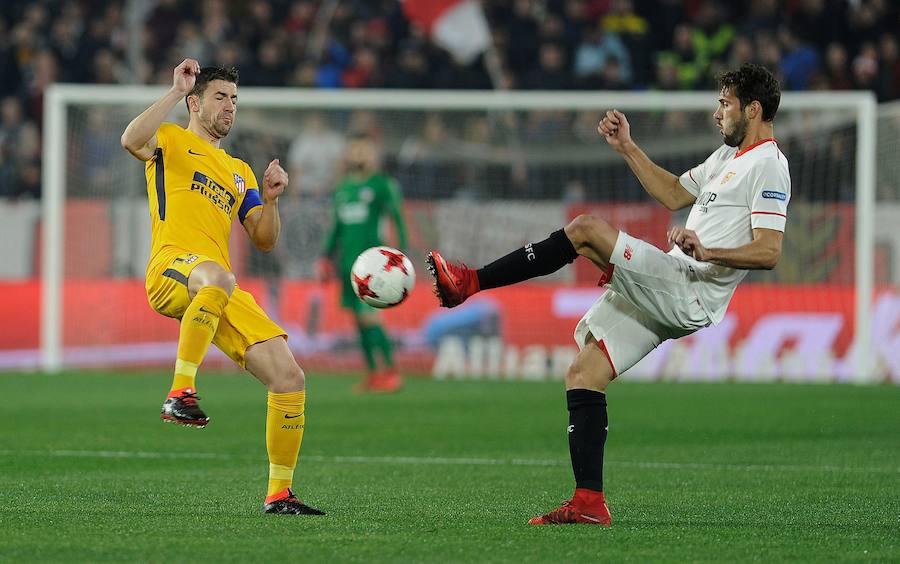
350;246;416;308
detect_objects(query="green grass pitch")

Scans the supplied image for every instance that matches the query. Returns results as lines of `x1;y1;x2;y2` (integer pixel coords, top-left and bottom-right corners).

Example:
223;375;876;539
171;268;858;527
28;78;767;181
0;372;897;562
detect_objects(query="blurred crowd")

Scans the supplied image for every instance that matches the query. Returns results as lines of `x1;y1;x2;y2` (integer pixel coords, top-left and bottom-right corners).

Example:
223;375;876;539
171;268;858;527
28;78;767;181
1;0;899;200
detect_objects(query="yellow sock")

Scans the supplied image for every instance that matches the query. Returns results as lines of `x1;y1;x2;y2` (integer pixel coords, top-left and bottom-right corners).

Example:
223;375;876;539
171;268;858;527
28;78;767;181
266;390;306;497
170;286;230;394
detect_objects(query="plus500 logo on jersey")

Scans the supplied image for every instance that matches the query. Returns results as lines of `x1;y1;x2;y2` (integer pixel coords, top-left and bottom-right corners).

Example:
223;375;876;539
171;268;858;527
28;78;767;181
761;190;786;201
696;191;717;212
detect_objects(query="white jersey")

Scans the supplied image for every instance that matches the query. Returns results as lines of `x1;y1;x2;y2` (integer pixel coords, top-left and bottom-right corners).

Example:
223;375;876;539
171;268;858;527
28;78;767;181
673;138;791;324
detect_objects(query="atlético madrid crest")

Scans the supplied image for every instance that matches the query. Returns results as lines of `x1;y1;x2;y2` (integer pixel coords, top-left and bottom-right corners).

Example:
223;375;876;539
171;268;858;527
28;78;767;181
234;173;246;194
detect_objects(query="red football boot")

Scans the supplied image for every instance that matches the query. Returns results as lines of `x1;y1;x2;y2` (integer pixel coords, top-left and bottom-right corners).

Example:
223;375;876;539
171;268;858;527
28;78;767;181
160;387;209;428
425;251;480;308
263;488;326;515
528;489;612;526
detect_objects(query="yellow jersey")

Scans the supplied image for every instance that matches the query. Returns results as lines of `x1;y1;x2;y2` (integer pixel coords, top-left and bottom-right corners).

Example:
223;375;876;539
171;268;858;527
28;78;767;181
144;123;263;272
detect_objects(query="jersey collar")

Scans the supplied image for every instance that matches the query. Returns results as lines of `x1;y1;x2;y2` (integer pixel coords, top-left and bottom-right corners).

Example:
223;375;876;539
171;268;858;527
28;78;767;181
734;137;777;159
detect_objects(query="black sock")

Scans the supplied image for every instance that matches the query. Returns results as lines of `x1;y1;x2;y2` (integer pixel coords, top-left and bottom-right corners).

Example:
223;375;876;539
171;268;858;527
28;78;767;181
476;229;577;291
566;389;608;492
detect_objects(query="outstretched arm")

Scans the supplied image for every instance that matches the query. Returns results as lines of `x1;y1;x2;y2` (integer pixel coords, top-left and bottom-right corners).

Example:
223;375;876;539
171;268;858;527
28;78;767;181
121;58;200;161
243;159;287;253
598;110;696;211
668;227;782;270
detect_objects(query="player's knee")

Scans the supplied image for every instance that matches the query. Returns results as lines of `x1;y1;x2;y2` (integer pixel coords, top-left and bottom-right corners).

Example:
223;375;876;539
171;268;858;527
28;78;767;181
284;363;305;391
565;362;614;392
190;263;236;297
210;269;236;295
268;361;305;393
565;214;611;249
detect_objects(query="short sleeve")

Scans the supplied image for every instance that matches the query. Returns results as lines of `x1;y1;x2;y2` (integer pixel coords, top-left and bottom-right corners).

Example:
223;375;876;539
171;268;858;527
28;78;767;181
748;160;791;232
243;162;259;190
153;123;175;157
678;166;703;197
678;146;724;197
238;162;262;224
238;189;262;223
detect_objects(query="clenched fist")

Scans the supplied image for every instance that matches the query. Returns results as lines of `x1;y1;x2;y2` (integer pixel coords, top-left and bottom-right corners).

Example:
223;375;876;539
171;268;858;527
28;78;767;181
597;109;633;153
173;58;201;96
262;159;288;203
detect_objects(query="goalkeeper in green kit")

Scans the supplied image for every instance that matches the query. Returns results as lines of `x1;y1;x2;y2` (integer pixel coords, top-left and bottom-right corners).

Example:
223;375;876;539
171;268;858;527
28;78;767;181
317;132;409;392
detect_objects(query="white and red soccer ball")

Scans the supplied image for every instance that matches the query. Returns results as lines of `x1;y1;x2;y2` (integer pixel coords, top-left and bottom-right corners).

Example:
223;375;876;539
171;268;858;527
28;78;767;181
350;246;416;308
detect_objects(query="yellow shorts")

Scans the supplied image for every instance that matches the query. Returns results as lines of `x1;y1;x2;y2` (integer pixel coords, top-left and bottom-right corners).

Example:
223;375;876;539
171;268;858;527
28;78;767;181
146;251;286;368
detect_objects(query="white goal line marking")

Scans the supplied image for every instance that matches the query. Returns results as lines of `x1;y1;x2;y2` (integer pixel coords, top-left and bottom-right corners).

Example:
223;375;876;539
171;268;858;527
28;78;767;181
0;449;895;475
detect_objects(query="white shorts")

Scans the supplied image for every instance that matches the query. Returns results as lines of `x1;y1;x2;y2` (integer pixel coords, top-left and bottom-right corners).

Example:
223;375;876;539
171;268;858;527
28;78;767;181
574;232;710;375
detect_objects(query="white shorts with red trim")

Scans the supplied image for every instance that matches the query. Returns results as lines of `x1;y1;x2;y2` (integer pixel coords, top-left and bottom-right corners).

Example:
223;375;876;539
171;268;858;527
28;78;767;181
573;232;710;375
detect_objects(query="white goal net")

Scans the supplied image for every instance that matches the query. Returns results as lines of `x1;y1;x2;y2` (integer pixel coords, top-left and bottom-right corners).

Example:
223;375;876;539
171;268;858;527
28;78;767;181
3;87;886;382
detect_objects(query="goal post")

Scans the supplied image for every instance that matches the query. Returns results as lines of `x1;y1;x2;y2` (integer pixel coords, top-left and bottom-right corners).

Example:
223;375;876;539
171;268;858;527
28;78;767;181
38;85;879;381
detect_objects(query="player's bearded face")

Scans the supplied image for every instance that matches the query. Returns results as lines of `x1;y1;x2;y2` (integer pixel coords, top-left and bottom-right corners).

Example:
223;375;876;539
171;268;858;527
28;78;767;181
722;111;749;147
716;89;748;147
198;82;236;139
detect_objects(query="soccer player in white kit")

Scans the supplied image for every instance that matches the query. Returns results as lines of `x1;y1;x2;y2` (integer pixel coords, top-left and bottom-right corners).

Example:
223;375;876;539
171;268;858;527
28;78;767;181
426;64;789;526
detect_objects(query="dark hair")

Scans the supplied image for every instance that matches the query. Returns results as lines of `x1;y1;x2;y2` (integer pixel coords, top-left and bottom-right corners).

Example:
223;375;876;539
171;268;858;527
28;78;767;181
718;63;781;122
185;66;239;111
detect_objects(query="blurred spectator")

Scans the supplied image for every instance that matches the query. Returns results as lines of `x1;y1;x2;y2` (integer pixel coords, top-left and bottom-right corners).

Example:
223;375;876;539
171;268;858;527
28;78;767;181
25;50;59;126
200;0;232;48
0;17;22;98
525;110;570;144
144;0;184;57
398;113;458;198
558;0;591;56
600;0;652;85
725;35;754;69
877;34;900;101
500;0;540;76
347;110;384;143
656;24;703;90
574;25;632;88
521;43;572;90
288;60;319;87
654;58;681;91
455;116;497;199
600;57;629;90
342;46;380;88
0;0;898;209
741;0;780;37
0;97;39;199
847;1;884;52
316;38;352;88
50;15;87;83
76;108;121;197
284;0;316;34
756;32;784;84
383;42;431;89
173;22;211;66
0;0;896;104
243;0;275;53
824;43;853;90
287;113;346;198
691;1;735;84
244;39;289;86
779;28;820;91
852;42;880;92
789;0;846;51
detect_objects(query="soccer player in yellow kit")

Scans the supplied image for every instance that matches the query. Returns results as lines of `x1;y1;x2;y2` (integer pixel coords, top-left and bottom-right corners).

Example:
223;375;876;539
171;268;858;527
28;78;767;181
121;59;323;515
